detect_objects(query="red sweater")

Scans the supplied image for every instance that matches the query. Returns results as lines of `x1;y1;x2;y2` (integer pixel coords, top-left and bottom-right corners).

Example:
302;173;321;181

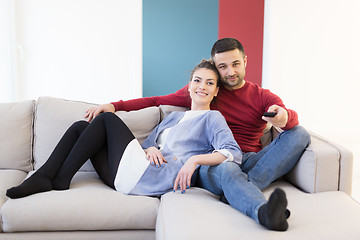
112;81;299;153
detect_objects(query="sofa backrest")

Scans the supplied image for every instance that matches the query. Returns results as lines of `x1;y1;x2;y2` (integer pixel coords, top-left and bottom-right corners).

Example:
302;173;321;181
0;100;34;172
33;97;160;172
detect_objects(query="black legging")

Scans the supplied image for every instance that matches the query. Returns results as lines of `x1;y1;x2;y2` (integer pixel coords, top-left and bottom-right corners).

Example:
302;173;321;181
46;112;135;189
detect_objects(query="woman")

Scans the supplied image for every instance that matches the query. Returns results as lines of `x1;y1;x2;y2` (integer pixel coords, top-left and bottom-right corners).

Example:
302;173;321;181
7;60;242;198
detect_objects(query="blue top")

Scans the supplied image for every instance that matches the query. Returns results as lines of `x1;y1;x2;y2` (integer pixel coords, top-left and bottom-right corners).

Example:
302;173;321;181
128;110;242;196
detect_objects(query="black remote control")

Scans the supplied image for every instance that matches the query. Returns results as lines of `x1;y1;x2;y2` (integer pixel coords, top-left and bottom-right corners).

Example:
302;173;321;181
263;112;277;117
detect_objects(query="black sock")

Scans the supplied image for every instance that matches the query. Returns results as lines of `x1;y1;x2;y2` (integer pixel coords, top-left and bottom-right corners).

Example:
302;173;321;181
6;172;53;199
258;188;289;231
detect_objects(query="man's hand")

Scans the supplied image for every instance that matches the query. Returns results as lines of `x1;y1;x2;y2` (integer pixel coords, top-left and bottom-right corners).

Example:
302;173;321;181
262;105;288;128
145;147;167;168
173;157;198;193
85;104;115;122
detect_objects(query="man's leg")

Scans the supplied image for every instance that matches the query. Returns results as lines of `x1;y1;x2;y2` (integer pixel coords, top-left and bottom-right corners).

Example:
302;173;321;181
197;162;289;231
197;162;265;220
241;125;311;190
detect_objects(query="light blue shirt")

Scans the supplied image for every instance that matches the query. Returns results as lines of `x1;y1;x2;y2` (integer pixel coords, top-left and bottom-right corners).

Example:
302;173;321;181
129;110;242;196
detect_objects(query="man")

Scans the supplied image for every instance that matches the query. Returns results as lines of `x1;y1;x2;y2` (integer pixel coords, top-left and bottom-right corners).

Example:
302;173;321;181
86;38;311;231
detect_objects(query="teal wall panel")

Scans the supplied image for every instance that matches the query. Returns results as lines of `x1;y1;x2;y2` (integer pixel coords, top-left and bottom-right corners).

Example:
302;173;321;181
143;0;218;97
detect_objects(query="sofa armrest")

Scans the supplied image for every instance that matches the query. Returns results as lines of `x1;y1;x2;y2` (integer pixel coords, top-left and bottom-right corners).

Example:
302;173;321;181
285;130;353;195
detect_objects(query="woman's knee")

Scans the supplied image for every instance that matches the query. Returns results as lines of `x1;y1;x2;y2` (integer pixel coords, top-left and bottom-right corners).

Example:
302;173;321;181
70;120;89;132
98;112;116;120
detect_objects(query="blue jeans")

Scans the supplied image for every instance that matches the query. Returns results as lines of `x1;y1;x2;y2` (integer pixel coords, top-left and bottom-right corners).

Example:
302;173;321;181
197;125;311;221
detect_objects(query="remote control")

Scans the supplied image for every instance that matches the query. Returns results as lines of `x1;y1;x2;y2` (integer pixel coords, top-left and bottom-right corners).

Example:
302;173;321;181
263;112;277;117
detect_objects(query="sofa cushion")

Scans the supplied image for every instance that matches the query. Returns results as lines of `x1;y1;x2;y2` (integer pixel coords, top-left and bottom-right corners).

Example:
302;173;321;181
33;97;160;171
1;172;159;232
285;135;340;193
0;170;28;233
156;182;360;240
0;170;28;206
159;105;188;121
0;100;34;172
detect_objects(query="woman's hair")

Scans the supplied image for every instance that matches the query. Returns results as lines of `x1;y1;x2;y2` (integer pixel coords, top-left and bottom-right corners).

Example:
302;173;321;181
189;59;220;87
211;38;245;60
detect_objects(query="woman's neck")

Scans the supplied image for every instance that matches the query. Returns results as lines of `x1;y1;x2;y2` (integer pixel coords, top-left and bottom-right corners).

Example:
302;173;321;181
190;102;210;111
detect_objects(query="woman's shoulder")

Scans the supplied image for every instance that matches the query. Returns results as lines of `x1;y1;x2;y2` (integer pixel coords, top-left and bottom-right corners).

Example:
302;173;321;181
207;110;224;117
205;110;227;123
165;111;185;118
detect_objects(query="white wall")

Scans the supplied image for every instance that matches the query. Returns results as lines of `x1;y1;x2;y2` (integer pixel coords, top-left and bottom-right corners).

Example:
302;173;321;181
0;0;15;102
263;0;360;141
263;0;360;201
2;0;142;104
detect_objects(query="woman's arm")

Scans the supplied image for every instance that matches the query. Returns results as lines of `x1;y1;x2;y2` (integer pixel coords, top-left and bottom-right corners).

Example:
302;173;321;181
173;152;226;193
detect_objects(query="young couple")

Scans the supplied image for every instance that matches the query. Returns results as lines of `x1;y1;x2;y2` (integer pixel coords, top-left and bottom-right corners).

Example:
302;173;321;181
7;38;310;231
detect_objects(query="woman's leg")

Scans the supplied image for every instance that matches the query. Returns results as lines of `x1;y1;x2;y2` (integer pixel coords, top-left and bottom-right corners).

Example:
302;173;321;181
6;120;89;199
7;112;135;198
52;112;135;190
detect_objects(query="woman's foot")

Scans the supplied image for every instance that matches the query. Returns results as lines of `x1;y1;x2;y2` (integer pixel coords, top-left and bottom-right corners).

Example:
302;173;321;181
258;188;289;231
6;173;53;199
51;176;71;191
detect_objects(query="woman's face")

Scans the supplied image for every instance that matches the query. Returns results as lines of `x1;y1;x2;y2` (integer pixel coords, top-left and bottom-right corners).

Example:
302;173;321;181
188;68;219;110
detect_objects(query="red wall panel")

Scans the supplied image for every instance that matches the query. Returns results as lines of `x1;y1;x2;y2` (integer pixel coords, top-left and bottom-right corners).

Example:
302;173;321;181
218;0;264;86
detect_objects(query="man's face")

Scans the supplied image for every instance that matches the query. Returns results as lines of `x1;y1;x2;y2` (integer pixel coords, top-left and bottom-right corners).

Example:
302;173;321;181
213;49;247;90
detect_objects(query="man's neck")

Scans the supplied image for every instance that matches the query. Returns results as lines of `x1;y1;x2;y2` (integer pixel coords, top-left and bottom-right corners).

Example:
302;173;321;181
223;80;246;91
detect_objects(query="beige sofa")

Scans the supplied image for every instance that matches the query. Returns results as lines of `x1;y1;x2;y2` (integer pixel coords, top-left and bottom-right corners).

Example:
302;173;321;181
0;96;359;240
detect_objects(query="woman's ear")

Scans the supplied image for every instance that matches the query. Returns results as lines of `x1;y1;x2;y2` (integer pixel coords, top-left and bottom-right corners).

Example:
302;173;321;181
215;87;219;97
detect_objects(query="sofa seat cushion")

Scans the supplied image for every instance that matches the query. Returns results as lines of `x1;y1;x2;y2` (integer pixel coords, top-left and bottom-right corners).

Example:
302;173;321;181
156;182;360;240
1;172;159;232
0;170;28;206
0;170;28;233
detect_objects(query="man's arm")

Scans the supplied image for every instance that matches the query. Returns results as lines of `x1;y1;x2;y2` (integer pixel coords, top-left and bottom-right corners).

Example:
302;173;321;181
263;104;299;130
262;90;299;130
86;84;191;121
111;84;191;111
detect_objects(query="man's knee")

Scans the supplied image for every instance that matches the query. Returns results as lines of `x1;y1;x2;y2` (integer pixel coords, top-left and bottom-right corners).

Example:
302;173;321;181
217;162;247;183
291;125;311;147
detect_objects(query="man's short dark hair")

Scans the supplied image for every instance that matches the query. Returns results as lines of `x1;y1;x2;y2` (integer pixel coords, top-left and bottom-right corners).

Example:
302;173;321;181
211;38;245;60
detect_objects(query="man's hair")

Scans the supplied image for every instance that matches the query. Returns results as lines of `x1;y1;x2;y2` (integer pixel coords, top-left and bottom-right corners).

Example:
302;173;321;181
190;59;220;87
211;38;245;60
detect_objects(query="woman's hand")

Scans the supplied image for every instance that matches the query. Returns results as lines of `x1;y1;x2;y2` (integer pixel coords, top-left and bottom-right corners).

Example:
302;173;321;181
85;104;115;122
173;156;198;193
145;147;167;167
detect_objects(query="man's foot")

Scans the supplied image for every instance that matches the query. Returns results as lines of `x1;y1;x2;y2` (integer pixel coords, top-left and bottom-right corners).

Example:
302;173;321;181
6;173;53;199
258;188;289;231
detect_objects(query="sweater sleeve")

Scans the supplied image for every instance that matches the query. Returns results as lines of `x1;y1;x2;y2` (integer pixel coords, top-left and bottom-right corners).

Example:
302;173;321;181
262;89;299;130
209;112;243;164
111;84;191;111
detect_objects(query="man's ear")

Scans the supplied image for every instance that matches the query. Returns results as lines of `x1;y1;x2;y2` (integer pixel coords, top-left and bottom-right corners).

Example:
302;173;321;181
244;55;248;68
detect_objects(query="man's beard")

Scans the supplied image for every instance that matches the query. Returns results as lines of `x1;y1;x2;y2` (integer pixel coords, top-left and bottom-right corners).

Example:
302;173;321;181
221;75;243;88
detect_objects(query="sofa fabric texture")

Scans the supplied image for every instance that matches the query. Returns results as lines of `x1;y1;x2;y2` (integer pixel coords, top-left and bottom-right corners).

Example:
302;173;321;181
0;100;34;172
33;97;160;171
0;96;359;240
